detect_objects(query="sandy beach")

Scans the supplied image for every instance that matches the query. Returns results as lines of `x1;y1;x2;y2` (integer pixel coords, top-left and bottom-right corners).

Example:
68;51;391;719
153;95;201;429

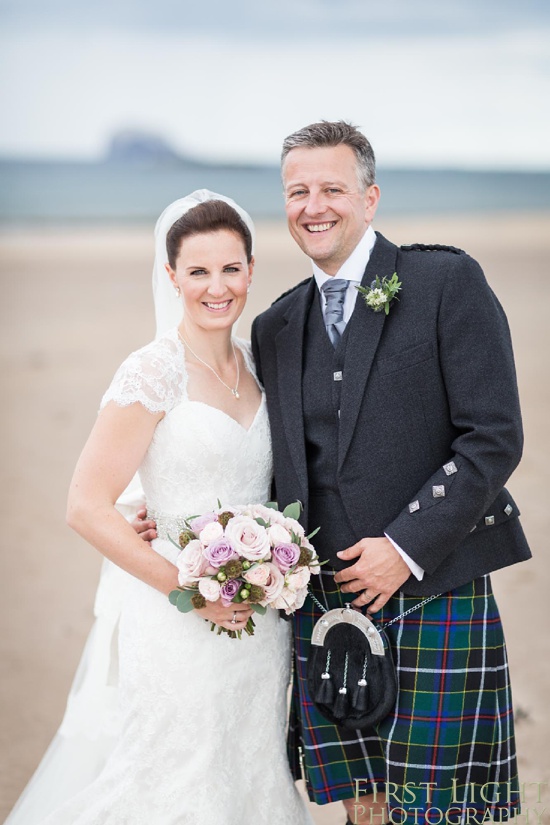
1;212;549;823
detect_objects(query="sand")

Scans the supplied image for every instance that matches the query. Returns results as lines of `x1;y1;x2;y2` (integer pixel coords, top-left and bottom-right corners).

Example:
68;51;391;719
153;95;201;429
1;212;549;823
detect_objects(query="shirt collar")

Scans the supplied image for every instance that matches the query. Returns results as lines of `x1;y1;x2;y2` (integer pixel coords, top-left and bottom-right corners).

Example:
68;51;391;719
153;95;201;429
312;225;377;291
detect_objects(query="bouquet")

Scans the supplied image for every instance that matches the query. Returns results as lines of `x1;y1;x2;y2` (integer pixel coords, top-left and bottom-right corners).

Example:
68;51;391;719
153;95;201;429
168;501;320;638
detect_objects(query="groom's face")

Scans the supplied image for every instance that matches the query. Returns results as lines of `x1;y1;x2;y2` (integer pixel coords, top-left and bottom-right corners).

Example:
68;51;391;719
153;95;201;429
282;144;379;276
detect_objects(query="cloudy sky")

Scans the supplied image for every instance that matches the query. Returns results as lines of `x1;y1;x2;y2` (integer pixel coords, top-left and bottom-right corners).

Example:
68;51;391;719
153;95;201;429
2;0;549;168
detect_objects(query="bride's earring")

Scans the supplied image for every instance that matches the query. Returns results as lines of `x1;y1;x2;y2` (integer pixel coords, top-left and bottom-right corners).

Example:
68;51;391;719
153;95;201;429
247;283;251;294
174;287;181;297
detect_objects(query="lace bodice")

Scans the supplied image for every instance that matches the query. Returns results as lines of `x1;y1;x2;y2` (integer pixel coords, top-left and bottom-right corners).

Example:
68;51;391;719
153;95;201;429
101;328;273;523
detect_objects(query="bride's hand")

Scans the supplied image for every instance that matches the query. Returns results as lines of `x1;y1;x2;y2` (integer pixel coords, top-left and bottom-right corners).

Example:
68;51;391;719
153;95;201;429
131;507;158;543
195;600;254;631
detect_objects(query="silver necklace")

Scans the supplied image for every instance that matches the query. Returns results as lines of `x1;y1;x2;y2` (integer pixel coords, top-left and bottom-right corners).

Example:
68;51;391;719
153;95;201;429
178;330;240;399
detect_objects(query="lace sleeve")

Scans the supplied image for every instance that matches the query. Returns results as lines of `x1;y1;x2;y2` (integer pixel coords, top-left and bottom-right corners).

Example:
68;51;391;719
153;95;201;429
100;332;185;414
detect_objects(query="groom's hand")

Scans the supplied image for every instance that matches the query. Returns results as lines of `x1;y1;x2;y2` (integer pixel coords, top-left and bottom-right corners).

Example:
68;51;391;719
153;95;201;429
334;537;410;613
131;507;158;543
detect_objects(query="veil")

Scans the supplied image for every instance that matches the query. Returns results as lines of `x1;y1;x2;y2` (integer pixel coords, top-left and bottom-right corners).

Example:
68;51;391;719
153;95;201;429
122;189;256;513
4;190;256;824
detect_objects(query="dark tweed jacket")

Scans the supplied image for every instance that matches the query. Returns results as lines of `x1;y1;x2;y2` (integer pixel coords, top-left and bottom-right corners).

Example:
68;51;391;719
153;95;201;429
251;232;531;596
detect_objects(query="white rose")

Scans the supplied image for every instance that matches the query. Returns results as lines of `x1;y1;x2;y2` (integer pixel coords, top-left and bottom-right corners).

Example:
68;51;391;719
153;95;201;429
250;504;286;525
176;539;207;585
286;567;310;592
231;504;252;517
271;589;298;614
310;559;321;576
243;563;271;586
293;586;308;612
272;585;308;615
225;515;271;561
199;521;224;545
198;578;221;602
299;536;321;574
268;523;292;545
283;517;305;538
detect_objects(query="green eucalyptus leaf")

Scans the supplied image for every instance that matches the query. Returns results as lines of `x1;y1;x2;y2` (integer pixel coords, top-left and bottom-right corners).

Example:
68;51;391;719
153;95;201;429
283;501;302;520
176;590;195;613
255;517;269;527
264;501;279;510
307;526;321;540
168;589;180;606
250;602;267;615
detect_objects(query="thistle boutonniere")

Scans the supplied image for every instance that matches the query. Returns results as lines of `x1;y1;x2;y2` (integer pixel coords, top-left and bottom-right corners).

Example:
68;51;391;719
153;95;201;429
356;273;402;316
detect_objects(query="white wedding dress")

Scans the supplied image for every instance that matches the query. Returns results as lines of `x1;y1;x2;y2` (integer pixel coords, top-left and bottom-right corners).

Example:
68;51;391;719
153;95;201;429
7;329;312;825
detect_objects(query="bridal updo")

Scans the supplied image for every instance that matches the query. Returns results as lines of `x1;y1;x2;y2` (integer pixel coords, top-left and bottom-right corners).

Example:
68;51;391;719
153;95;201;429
166;200;253;268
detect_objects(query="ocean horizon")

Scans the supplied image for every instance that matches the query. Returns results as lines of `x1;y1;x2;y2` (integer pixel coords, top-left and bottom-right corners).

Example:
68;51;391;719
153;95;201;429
2;158;550;225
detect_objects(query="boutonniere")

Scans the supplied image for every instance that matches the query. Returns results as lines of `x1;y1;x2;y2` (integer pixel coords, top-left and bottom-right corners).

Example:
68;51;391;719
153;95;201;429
356;273;402;316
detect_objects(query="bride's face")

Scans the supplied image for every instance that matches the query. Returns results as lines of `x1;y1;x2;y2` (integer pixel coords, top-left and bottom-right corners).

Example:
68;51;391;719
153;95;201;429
166;229;253;332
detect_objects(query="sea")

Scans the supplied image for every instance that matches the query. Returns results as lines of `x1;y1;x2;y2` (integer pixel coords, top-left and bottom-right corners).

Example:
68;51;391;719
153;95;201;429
1;158;550;224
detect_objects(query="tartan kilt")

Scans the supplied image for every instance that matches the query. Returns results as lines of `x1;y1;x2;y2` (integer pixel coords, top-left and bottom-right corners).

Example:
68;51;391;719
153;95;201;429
289;570;520;822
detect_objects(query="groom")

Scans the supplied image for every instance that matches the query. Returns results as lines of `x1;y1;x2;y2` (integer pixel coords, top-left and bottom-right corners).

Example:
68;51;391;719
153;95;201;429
250;121;531;824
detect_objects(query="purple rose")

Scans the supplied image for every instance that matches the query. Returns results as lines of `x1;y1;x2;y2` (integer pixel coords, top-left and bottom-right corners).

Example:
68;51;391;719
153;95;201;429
220;578;241;606
203;538;239;568
188;512;218;533
271;543;301;573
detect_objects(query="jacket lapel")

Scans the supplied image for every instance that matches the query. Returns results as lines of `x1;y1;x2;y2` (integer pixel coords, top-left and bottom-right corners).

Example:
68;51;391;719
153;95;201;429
338;233;399;471
275;277;316;502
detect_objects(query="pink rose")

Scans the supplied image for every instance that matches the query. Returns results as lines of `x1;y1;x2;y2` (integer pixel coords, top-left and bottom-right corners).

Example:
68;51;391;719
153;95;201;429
176;539;208;586
268;523;292;545
220;579;241;606
198;578;221;602
271;542;301;573
199;521;224;545
243;563;271;586
203;537;238;568
224;515;270;561
286;567;310;592
259;562;285;606
188;512;217;533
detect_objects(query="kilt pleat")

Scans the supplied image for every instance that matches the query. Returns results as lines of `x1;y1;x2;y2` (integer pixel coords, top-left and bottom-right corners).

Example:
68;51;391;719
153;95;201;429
290;571;520;821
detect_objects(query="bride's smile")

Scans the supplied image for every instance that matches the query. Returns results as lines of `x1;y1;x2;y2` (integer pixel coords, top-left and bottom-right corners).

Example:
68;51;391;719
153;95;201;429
166;228;253;331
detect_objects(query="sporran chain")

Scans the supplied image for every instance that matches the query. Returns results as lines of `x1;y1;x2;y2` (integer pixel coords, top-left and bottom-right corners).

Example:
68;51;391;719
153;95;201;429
307;588;441;631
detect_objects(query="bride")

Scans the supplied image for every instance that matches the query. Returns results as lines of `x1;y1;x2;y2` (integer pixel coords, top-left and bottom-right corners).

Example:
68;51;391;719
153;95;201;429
6;191;313;825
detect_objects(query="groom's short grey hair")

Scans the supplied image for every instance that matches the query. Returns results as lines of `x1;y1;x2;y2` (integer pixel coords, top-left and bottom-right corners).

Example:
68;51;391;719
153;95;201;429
281;120;376;190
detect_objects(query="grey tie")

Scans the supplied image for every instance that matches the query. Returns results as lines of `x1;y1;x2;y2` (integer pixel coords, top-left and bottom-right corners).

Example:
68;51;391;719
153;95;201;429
321;278;348;348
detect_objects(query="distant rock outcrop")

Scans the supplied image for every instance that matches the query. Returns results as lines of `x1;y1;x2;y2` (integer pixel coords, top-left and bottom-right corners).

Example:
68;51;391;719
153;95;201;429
105;130;187;163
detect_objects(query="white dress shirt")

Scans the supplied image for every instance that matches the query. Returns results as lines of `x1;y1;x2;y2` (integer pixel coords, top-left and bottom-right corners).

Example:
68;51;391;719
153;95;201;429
313;225;376;322
311;225;424;582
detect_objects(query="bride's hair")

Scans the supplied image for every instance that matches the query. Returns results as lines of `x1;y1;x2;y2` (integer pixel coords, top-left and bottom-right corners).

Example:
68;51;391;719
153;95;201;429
166;200;253;268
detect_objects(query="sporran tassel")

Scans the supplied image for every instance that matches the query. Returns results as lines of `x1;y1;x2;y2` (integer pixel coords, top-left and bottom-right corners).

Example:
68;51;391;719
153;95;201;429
315;649;335;704
352;654;369;711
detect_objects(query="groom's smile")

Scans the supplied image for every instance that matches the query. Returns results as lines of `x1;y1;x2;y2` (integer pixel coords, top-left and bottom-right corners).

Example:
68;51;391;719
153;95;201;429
283;144;380;276
305;221;337;233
